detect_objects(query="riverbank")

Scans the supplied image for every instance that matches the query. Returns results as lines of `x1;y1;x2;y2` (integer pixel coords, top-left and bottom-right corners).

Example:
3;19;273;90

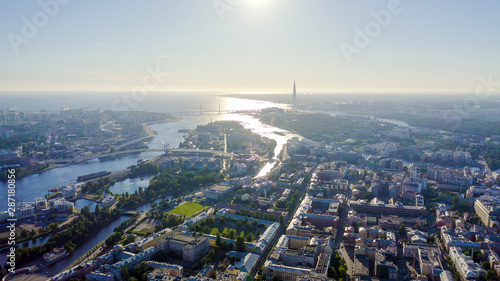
14;118;180;180
144;116;183;126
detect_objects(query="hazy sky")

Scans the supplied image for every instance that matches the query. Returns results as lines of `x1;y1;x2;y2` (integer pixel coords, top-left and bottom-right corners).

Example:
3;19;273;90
1;0;499;94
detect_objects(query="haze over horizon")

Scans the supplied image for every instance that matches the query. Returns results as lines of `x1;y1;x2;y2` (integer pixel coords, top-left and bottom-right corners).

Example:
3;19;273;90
2;0;500;94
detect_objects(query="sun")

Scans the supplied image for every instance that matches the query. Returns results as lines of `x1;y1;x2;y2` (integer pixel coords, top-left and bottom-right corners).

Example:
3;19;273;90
249;0;267;5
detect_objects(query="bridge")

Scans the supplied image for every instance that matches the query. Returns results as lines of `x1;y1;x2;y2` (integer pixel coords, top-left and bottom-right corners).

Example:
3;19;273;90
165;110;250;115
165;148;232;158
161;103;264;116
43;147;232;165
98;148;165;159
100;148;231;158
98;148;232;161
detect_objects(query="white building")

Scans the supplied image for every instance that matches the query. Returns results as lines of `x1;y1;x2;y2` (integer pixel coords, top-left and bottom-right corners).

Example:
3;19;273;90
50;198;74;213
102;194;115;207
16;202;35;219
449;247;486;281
204;184;235;200
61;185;78;198
35;197;48;210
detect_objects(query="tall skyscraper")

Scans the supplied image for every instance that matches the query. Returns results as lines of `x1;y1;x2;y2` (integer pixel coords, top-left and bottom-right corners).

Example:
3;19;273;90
293;81;296;103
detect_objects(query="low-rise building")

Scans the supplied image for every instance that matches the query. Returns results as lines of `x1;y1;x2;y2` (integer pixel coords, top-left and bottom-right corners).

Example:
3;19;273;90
16;202;35;219
49;198;74;213
102;194;116;207
61;185;78;198
35;197;48;210
147;261;183;276
157;234;209;263
449;247;486;281
349;200;426;217
204;184;235;200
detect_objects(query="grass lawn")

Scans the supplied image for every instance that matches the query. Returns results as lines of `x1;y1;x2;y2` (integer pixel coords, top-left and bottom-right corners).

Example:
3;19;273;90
168;202;205;217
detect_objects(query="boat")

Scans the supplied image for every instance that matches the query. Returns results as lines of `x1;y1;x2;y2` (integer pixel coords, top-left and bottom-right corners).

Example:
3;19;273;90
178;128;190;133
99;151;141;161
43;247;68;263
77;171;111;182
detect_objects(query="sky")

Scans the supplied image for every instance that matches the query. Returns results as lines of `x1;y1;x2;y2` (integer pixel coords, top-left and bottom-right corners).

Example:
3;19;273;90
1;0;500;94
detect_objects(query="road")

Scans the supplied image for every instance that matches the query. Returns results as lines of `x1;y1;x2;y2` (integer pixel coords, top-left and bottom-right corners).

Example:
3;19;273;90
249;226;284;279
334;203;349;251
478;157;497;183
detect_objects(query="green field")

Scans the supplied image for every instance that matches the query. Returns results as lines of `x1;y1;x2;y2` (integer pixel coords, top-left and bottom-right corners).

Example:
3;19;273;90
168;202;205;216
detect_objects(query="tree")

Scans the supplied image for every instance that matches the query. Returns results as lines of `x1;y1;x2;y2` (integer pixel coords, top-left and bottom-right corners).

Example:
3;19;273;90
48;223;58;234
246;232;254;242
201;256;211;267
120;266;129;280
361;192;375;201
207;250;216;260
132;261;152;279
106;231;123;245
399;224;407;237
273;274;279;281
338;265;347;280
81;206;91;217
427;235;435;245
279;215;284;225
216;233;222;247
236;236;245;252
64;241;76;252
328;266;337;279
352;222;359;233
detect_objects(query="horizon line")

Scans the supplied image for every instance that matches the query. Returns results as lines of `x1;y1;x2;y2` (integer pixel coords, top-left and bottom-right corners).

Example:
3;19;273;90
0;90;484;95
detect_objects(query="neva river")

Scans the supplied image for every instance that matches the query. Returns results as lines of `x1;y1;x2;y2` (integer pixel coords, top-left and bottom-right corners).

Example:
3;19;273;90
0;92;300;275
0;92;294;207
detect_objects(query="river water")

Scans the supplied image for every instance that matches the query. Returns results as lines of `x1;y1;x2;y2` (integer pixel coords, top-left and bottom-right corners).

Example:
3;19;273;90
0;94;299;275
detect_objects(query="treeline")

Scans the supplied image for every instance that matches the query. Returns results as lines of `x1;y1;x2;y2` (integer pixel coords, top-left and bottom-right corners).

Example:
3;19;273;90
15;205;121;266
0;133;46;151
376;112;500;137
192;216;262;240
105;213;142;245
128;162;161;178
485;143;500;170
148;211;184;231
0;164;49;181
236;208;278;221
267;139;277;158
81;176;116;195
117;167;224;209
328;253;348;281
264;113;371;142
120;261;153;281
